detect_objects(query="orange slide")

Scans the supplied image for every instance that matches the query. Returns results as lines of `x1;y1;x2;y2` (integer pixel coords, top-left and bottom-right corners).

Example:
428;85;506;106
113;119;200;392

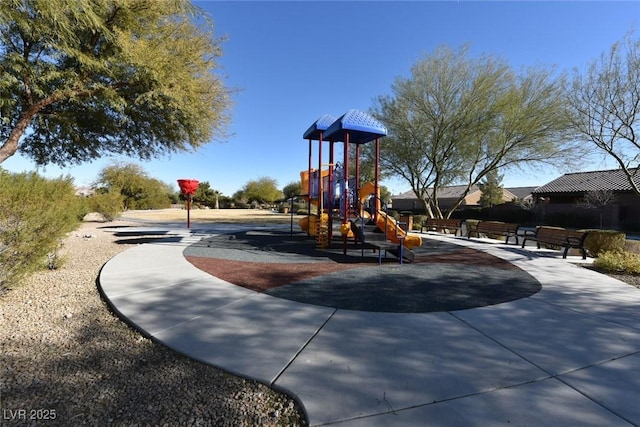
359;182;421;249
375;211;422;250
359;181;376;204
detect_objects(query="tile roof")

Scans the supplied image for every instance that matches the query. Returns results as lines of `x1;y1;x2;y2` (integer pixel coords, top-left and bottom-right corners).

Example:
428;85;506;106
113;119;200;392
505;186;537;199
392;185;480;200
392;185;538;200
533;168;640;194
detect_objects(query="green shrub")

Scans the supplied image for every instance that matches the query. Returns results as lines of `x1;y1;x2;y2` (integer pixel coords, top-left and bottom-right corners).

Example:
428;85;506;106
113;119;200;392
292;202;306;213
584;230;627;257
86;191;124;221
583;230;626;257
465;219;480;237
0;170;82;291
594;251;640;274
387;210;400;221
75;196;91;221
412;215;426;231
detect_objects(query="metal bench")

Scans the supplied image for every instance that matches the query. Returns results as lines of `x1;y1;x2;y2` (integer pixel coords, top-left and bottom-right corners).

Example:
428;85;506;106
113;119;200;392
521;226;589;259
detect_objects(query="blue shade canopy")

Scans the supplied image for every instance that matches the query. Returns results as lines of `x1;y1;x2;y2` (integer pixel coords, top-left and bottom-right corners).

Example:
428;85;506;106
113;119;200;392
303;114;338;140
323;109;387;144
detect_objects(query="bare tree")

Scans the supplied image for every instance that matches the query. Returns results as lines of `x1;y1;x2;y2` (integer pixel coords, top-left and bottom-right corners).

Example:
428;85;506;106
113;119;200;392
569;31;640;196
579;189;617;229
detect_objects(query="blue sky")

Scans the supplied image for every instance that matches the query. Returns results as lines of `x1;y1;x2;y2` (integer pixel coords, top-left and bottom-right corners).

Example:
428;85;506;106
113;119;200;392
2;1;639;196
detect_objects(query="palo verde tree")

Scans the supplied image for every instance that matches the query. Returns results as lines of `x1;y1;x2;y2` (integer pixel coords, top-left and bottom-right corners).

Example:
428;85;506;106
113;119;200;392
94;162;173;210
0;0;231;165
569;31;640;197
371;45;577;218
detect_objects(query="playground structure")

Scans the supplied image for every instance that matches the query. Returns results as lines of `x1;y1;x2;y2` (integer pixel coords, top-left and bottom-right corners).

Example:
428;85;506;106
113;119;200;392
300;109;422;262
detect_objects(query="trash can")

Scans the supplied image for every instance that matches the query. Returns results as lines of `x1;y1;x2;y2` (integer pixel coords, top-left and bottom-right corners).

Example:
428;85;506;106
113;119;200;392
399;211;414;232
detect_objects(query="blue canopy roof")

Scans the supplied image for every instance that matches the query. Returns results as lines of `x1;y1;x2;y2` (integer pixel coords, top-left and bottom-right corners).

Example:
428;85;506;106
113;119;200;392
303;114;338;140
323;109;387;144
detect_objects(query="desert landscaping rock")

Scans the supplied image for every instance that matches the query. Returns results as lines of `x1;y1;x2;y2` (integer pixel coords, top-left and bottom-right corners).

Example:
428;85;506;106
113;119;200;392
0;219;306;426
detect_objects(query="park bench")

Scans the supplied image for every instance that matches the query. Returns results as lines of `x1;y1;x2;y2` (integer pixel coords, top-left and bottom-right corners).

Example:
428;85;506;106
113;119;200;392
520;226;589;259
421;218;463;236
468;220;520;245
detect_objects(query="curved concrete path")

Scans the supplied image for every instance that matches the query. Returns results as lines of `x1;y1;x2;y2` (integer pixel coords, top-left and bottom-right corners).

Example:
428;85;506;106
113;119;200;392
99;223;640;426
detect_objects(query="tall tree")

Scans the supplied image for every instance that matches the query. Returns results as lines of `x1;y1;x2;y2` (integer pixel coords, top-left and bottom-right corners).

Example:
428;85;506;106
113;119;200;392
0;0;231;165
94;162;172;210
569;31;640;197
282;181;301;201
478;170;504;208
372;45;577;218
240;177;283;205
192;181;223;209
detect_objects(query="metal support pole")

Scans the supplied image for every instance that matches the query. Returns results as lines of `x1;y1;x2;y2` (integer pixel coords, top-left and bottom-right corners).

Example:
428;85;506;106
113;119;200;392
342;132;350;254
355;143;360;216
329;140;335;240
307;138;312;236
375;137;380;221
318;132;323;220
187;194;191;229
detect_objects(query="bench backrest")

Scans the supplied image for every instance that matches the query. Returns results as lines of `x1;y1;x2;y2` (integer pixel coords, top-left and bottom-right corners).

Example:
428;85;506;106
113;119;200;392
477;221;518;234
425;218;461;228
535;226;588;245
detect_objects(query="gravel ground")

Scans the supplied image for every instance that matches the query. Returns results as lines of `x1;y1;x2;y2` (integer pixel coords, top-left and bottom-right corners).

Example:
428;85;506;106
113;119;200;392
0;220;307;426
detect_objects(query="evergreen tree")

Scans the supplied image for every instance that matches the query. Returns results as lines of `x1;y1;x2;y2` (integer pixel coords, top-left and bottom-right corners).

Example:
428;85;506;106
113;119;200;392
478;170;505;208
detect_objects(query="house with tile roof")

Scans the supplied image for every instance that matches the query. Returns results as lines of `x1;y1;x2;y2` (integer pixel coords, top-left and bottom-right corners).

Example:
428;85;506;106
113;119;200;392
391;185;535;212
532;168;640;229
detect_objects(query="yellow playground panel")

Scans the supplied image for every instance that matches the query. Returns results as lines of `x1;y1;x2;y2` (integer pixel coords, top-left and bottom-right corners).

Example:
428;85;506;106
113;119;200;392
300;169;331;206
298;213;329;236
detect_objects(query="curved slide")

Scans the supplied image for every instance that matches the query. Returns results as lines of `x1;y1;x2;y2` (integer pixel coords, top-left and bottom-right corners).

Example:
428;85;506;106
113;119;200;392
299;181;422;250
359;182;422;250
376;211;422;250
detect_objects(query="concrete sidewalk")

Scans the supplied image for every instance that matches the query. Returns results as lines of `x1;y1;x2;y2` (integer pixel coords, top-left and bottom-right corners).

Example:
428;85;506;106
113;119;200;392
98;224;640;426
